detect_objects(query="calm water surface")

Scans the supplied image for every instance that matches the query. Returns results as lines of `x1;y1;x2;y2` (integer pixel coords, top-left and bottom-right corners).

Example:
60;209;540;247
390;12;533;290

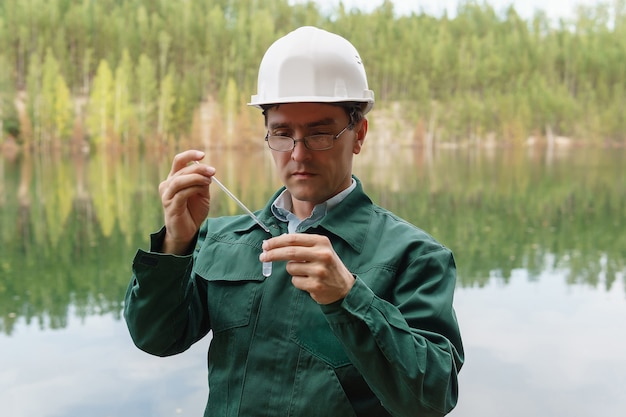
1;144;624;417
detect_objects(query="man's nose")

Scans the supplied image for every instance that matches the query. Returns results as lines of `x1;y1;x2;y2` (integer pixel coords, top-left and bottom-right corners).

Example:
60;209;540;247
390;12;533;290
290;138;311;161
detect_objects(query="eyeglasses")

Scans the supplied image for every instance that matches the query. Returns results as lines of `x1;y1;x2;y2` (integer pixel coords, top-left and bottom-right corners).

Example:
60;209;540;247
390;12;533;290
265;123;354;152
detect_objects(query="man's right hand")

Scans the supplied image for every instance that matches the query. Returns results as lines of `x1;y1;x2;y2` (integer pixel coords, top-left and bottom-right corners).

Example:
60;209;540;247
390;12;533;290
159;150;215;255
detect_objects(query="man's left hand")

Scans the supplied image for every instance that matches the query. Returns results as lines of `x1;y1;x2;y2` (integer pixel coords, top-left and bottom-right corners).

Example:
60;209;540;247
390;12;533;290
260;234;355;304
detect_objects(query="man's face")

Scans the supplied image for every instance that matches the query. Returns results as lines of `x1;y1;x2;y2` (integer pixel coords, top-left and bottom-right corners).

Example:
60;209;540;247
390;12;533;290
265;102;367;217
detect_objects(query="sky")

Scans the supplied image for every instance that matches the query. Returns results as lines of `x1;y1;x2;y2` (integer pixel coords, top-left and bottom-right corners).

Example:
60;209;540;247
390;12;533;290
295;0;607;21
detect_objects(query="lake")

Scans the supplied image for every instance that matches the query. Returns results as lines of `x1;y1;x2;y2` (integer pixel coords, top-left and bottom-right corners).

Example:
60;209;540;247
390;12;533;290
1;142;624;416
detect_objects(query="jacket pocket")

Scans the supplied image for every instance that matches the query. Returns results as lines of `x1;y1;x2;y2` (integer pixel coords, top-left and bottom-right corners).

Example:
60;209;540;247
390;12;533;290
290;290;351;368
193;247;266;333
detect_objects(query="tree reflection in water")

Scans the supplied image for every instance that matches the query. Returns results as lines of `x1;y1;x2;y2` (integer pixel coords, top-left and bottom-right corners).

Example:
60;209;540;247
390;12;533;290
0;145;624;333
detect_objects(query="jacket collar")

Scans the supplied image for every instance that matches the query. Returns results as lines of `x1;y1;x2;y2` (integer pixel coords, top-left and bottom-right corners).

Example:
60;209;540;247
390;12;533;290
315;177;372;253
231;176;373;254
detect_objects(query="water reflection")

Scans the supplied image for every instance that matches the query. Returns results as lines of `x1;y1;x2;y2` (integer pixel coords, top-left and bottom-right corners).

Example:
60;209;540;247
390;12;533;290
365;146;625;286
452;272;626;416
1;309;209;417
1;145;625;333
1;144;625;417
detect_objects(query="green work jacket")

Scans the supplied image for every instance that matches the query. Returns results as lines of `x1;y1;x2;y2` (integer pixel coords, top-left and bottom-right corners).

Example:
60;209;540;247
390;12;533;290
124;177;464;417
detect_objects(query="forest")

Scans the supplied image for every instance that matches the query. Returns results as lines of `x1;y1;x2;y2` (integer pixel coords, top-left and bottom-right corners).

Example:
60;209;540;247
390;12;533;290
0;0;625;149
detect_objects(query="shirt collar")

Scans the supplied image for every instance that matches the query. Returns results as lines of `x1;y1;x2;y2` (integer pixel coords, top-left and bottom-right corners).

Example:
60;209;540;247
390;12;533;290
271;179;357;231
229;177;371;253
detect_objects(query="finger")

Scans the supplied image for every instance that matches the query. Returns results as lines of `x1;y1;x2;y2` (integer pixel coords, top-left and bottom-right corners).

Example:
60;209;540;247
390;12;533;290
285;259;328;278
262;233;325;251
291;274;350;305
160;173;212;202
290;275;314;291
261;245;313;263
164;183;211;205
261;235;333;264
264;244;337;266
169;150;206;176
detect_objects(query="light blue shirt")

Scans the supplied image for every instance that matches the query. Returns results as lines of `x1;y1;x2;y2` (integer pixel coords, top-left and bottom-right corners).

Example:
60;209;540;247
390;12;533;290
271;179;357;233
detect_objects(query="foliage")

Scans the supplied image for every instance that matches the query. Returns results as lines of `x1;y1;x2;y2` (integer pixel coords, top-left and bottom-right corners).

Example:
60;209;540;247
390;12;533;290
0;0;625;147
0;147;624;332
0;54;19;137
86;59;115;144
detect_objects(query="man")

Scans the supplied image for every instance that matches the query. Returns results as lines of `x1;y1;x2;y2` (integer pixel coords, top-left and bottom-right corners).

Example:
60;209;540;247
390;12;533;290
124;26;463;416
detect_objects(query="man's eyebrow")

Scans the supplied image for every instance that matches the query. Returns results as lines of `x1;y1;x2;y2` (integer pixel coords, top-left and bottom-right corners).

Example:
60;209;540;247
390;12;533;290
268;118;337;130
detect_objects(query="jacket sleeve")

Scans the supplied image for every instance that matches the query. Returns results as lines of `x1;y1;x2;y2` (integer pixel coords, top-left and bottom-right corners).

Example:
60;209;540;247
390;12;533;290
321;247;463;417
123;229;210;357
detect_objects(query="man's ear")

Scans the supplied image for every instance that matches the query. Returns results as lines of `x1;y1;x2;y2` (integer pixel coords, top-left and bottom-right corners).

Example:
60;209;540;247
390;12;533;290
353;119;368;154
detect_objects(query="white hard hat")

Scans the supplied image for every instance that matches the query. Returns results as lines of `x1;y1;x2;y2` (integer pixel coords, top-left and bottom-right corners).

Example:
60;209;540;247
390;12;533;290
249;26;375;114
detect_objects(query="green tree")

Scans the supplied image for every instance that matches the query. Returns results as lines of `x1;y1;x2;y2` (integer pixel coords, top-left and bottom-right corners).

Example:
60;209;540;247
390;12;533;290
53;72;73;141
0;54;19;139
222;77;239;144
157;70;175;143
40;49;72;143
86;59;115;144
1;0;625;145
113;49;134;144
40;50;56;136
25;52;43;143
134;53;157;141
170;73;199;140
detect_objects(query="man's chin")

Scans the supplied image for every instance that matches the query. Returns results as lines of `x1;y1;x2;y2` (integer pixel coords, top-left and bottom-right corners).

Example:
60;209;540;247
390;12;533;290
287;187;324;205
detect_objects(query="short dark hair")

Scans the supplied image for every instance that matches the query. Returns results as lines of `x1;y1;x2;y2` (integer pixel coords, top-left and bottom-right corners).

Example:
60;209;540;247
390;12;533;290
261;102;365;128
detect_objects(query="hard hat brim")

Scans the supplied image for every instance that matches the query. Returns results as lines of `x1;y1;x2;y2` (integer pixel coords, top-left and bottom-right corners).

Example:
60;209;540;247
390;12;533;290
248;93;374;115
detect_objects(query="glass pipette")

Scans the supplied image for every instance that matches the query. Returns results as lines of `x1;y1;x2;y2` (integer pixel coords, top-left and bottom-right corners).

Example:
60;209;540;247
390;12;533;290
210;177;270;233
211;177;273;277
193;162;272;277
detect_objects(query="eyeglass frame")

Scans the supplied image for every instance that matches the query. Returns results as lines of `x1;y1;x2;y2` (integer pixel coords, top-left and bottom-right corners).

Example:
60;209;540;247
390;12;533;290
264;122;355;152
